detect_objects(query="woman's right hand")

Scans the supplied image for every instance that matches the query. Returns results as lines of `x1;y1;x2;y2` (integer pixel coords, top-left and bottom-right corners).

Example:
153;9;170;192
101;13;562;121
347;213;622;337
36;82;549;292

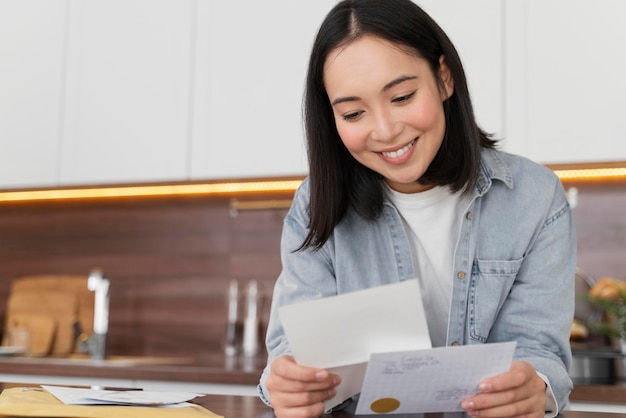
266;354;342;418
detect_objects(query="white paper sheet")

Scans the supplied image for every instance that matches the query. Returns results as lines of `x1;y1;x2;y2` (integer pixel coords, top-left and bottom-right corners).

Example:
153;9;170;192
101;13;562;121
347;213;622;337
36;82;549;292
279;279;431;410
355;342;516;414
42;385;204;407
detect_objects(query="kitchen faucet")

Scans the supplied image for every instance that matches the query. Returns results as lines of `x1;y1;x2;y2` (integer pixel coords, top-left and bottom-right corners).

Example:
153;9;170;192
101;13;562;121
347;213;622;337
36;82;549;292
77;269;110;360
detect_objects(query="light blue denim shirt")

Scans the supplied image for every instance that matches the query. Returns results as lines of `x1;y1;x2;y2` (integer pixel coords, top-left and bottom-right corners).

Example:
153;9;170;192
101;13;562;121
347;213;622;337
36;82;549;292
258;148;576;413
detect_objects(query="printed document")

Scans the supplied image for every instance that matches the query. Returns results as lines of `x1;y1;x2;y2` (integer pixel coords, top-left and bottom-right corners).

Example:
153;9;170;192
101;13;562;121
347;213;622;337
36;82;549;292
279;279;515;413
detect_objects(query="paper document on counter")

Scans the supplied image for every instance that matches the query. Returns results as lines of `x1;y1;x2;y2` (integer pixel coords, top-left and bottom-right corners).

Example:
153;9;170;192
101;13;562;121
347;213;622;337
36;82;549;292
42;385;204;407
279;279;432;410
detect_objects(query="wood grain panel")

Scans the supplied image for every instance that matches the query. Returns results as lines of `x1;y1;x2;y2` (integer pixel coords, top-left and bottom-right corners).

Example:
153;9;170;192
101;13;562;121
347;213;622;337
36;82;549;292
0;196;284;358
571;185;626;282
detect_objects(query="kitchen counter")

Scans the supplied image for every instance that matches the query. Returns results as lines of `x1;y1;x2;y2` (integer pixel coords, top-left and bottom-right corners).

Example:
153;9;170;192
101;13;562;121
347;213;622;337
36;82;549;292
191;394;626;417
2;353;626;411
0;352;264;395
571;383;626;404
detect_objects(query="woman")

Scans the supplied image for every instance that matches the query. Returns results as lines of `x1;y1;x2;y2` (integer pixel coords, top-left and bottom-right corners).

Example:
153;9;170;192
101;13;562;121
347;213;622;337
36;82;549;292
258;1;575;417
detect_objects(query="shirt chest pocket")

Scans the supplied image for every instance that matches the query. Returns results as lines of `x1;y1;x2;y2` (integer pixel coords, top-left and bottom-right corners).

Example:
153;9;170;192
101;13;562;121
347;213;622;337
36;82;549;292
468;258;523;342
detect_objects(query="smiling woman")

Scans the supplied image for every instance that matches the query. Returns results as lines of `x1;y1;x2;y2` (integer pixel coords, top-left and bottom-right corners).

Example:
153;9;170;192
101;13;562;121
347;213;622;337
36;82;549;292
259;1;576;418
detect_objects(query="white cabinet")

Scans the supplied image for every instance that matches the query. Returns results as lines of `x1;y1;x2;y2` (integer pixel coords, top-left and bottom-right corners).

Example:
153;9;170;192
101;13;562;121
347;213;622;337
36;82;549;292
503;0;626;164
419;0;504;144
61;0;193;185
0;0;194;189
0;0;67;188
1;1;623;190
189;1;336;180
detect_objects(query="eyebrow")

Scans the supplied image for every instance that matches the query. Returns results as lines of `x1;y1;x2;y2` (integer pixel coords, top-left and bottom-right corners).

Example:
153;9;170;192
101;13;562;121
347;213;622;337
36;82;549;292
330;74;418;106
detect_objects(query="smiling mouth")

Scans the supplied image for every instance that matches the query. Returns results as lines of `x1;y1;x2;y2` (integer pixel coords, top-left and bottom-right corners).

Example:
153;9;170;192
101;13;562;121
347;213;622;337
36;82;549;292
381;139;416;159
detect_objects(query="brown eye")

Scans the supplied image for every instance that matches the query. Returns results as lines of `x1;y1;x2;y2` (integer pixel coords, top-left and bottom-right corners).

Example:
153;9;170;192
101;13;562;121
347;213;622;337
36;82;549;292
342;110;363;121
392;91;415;103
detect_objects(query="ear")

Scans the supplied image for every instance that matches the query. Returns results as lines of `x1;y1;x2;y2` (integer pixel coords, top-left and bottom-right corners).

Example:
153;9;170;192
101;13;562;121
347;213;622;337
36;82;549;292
438;55;454;100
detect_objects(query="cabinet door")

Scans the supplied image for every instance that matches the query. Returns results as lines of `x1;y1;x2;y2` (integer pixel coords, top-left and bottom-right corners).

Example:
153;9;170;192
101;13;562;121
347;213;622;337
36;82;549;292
61;0;193;186
0;0;66;189
190;1;336;180
419;0;503;142
504;0;626;163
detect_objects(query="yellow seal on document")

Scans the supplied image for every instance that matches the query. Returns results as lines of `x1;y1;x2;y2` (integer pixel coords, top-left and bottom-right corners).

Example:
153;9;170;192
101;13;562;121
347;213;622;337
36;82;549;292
370;397;400;413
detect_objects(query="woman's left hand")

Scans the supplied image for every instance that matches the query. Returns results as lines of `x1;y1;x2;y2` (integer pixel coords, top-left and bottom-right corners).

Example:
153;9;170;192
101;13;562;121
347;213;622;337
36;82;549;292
461;360;547;418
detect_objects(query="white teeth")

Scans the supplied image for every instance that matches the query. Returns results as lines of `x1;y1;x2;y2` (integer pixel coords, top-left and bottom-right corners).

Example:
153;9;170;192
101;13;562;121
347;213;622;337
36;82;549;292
381;140;416;159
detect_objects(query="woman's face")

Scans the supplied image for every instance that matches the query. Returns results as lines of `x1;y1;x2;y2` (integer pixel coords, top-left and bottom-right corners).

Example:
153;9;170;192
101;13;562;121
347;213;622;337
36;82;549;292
324;36;454;193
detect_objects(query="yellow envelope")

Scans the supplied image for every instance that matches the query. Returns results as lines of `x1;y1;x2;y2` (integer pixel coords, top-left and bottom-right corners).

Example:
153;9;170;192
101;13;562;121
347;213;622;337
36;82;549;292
0;388;223;418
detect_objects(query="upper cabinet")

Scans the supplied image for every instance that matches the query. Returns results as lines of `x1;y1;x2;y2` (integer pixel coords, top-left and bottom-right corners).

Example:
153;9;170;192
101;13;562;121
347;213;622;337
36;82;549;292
419;0;503;146
188;1;336;180
0;1;623;190
0;0;66;188
503;0;626;164
61;0;193;185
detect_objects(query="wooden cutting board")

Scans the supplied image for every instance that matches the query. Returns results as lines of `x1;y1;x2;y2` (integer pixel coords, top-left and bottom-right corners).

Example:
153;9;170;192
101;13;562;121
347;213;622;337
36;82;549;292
11;275;94;338
5;290;78;356
2;313;56;357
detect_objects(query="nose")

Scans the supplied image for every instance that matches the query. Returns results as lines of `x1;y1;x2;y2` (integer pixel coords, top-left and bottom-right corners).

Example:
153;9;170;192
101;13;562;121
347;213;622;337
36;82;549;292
369;107;402;143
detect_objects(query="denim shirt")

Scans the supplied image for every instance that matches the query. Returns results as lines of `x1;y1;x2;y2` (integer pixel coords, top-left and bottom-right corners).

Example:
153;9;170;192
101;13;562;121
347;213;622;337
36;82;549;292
258;148;576;413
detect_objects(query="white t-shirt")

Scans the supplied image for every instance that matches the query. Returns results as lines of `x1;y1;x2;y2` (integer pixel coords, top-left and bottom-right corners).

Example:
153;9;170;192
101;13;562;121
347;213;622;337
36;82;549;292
385;185;469;347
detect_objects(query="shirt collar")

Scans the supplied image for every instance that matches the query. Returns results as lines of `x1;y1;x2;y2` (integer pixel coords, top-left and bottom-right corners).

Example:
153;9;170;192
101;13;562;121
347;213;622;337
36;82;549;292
475;148;514;195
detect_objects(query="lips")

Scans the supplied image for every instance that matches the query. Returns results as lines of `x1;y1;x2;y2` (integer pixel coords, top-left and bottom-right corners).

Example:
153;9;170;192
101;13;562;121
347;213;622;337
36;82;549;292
381;139;416;159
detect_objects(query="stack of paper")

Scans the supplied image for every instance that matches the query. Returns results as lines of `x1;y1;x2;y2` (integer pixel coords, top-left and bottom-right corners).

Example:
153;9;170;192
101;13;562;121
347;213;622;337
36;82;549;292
279;279;515;414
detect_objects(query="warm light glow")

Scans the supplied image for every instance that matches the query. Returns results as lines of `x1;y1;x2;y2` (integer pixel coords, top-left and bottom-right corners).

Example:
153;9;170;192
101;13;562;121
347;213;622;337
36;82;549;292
552;167;626;182
0;164;624;203
0;180;303;202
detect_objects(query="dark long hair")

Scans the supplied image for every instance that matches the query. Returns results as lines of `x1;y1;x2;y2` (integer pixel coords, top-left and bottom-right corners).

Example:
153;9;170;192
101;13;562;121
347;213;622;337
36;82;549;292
301;0;497;250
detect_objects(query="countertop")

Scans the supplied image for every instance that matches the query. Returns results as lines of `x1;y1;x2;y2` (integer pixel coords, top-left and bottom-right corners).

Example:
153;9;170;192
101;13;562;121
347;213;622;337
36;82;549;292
192;394;622;417
2;353;626;406
0;352;264;386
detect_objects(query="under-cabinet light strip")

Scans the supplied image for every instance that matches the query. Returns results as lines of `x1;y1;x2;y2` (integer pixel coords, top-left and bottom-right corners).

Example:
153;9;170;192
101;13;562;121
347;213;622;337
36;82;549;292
0;166;625;203
0;179;303;202
552;167;626;182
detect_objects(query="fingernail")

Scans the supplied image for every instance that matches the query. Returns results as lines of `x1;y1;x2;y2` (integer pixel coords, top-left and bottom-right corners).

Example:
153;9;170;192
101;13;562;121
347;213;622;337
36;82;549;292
461;400;474;409
333;375;341;385
479;382;492;392
315;370;328;380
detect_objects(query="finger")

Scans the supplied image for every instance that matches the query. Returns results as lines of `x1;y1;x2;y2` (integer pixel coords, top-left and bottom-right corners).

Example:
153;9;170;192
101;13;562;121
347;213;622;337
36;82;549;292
271;355;333;384
269;368;341;394
462;387;544;411
462;376;546;417
463;396;544;418
271;384;337;409
478;361;535;393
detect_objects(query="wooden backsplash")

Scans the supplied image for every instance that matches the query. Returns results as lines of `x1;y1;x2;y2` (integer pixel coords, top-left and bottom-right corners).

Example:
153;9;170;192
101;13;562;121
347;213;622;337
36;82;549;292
571;184;626;281
0;182;624;358
0;195;289;359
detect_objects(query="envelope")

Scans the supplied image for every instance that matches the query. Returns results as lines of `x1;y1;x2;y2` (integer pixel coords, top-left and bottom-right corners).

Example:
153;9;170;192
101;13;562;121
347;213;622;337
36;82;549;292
0;388;222;418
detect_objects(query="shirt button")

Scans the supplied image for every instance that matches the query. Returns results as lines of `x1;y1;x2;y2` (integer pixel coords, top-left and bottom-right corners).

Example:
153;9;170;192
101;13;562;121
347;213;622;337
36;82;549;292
457;271;466;280
451;341;460;346
466;211;473;220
